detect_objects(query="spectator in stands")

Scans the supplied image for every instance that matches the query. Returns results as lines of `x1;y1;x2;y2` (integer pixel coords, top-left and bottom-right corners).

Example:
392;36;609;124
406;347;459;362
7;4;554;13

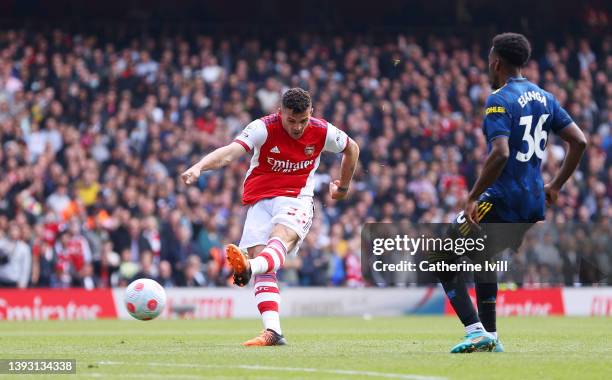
133;250;158;281
94;240;120;288
0;224;32;288
298;233;329;286
177;254;206;287
0;27;609;288
157;260;175;288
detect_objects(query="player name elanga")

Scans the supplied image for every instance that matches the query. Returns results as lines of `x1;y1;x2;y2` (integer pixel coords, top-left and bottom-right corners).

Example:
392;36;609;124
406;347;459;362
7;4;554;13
517;90;547;108
372;260;508;272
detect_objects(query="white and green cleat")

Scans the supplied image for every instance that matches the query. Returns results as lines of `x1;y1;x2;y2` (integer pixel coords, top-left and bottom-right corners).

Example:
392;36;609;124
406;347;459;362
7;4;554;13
450;331;496;353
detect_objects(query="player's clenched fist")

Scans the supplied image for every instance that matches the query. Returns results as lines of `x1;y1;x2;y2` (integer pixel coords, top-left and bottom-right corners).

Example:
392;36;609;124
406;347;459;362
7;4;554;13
543;183;559;206
181;166;201;185
329;180;349;200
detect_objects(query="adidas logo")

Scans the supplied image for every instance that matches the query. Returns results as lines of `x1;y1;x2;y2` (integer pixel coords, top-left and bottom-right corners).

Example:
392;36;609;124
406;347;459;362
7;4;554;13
270;146;280;154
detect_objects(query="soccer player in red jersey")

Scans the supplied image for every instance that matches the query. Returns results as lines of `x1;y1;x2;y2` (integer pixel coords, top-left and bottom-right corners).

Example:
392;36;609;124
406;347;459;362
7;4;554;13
182;88;360;346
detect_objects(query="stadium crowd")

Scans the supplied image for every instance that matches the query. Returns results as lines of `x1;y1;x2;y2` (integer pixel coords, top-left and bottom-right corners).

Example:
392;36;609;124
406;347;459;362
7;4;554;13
0;29;610;289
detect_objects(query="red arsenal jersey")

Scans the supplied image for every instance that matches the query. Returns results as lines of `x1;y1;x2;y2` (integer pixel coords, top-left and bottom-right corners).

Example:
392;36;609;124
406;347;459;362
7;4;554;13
233;113;348;205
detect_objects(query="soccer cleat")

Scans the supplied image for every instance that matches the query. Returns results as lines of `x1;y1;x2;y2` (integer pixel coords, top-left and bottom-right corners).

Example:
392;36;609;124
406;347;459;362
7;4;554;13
225;244;252;287
493;339;504;352
243;329;287;347
450;331;496;353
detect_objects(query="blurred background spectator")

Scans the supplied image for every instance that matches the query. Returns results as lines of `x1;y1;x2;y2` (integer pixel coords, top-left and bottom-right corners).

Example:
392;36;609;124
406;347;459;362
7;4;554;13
0;0;610;288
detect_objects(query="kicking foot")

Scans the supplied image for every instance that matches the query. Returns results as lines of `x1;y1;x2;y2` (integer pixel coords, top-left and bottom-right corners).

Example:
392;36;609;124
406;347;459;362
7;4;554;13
450;331;496;353
225;244;252;287
243;329;287;347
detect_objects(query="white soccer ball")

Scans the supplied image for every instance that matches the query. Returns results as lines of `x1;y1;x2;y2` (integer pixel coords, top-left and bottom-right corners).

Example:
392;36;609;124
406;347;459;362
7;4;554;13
124;278;166;321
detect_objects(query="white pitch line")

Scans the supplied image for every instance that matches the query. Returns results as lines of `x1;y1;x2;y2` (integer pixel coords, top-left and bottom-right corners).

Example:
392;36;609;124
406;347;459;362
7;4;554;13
83;373;203;380
98;361;447;380
0;330;244;337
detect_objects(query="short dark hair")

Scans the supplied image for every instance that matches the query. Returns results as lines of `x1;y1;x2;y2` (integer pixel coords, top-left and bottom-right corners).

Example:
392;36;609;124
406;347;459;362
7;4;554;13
492;33;532;67
281;88;311;113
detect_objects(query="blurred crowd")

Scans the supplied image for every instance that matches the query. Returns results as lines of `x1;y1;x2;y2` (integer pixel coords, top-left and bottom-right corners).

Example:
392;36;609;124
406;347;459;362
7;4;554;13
0;29;610;289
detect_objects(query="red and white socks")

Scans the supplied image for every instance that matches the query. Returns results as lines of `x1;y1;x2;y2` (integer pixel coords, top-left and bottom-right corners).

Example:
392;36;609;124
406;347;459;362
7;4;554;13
253;273;281;334
249;238;287;275
247;238;288;335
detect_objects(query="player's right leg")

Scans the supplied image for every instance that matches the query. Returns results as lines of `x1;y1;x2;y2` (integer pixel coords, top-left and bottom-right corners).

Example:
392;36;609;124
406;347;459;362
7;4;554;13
225;244;252;286
248;224;297;276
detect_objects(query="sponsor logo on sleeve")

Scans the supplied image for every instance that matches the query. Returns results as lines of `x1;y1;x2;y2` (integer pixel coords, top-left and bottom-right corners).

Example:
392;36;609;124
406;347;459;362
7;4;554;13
485;106;506;115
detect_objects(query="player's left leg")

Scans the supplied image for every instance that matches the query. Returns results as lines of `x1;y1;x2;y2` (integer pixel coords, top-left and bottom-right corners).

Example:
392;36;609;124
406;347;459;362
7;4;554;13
471;205;501;348
474;270;498;338
472;206;534;353
237;224;300;346
437;267;495;353
224;241;288;346
245;197;313;281
431;207;497;353
228;196;314;346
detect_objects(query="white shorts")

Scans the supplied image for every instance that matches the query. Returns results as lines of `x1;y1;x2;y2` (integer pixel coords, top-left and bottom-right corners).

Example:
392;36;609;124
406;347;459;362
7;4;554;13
239;196;315;256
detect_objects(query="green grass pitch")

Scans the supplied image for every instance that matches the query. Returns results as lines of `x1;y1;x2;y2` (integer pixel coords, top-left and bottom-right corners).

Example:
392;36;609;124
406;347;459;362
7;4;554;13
1;316;610;380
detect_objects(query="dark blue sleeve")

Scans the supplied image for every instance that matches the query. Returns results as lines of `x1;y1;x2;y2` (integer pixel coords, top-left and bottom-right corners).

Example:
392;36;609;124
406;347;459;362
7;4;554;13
550;96;574;133
483;94;511;142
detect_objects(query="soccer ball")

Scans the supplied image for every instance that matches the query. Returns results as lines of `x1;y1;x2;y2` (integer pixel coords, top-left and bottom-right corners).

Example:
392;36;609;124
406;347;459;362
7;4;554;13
124;278;166;321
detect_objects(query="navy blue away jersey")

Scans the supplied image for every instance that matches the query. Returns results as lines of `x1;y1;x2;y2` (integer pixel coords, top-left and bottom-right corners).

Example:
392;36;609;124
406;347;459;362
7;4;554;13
481;77;573;222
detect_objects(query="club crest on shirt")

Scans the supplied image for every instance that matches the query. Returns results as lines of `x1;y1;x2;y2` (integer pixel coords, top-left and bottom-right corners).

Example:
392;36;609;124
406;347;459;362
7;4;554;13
304;145;315;156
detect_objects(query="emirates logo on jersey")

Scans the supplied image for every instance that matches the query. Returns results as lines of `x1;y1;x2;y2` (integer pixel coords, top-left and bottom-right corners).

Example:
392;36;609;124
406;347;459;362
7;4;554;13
304;145;315;156
267;157;314;173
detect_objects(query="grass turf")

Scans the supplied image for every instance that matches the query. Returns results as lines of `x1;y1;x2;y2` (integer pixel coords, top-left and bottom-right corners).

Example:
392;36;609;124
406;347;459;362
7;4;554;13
0;316;610;380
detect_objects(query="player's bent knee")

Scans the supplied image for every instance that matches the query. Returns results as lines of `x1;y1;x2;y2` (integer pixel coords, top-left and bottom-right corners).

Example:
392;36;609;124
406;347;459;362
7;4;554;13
248;245;266;259
270;224;300;251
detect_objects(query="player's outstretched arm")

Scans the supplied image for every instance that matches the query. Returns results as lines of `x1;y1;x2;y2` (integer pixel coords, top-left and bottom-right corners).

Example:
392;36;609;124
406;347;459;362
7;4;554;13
181;142;247;185
464;137;510;224
329;138;360;200
544;123;587;205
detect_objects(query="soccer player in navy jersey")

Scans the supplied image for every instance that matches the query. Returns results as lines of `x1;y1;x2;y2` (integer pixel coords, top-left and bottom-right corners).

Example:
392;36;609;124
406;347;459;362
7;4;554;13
434;33;587;353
